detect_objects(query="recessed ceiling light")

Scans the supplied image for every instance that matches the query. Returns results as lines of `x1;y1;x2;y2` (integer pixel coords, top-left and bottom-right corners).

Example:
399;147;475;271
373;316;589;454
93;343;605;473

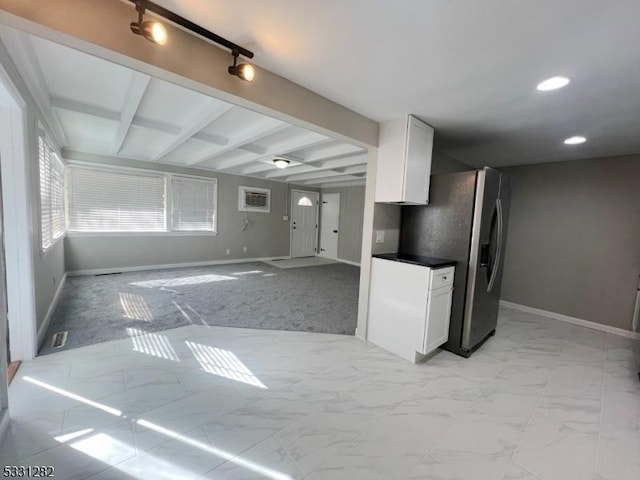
564;136;586;145
537;76;571;91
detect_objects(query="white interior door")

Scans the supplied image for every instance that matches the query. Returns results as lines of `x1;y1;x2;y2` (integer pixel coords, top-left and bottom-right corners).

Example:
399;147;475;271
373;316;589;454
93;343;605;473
291;190;318;258
319;193;340;260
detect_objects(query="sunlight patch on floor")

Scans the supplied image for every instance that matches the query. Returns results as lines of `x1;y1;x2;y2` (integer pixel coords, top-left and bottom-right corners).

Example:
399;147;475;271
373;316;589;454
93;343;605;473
119;292;154;321
137;419;292;480
172;301;192;323
185;341;267;389
230;270;263;276
54;428;94;443
23;377;122;416
126;328;180;362
130;274;237;288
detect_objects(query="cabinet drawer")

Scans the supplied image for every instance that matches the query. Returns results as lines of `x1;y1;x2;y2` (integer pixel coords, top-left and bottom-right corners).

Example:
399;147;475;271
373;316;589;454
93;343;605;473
429;267;454;290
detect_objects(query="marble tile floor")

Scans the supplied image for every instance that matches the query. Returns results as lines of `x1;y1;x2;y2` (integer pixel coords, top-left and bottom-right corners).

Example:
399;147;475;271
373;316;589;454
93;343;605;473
1;306;639;480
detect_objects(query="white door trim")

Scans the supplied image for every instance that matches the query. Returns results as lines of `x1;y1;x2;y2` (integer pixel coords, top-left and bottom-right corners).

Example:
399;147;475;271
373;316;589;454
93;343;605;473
319;192;340;260
289;189;319;258
0;66;38;361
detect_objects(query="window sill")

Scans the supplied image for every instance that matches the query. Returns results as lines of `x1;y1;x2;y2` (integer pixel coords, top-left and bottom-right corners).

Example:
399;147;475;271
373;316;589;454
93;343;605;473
66;231;218;238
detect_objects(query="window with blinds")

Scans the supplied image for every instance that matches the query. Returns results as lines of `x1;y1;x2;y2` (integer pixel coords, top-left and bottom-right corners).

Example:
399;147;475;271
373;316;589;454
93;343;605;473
38;134;65;251
67;166;166;232
171;176;217;232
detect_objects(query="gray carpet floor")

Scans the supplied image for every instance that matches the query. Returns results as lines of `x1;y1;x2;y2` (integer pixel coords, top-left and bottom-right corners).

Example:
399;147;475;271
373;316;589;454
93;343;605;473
38;261;360;356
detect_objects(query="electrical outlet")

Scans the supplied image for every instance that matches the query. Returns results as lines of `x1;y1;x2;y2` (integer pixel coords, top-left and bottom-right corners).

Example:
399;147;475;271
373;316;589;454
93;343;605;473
375;230;385;243
226;249;231;255
243;246;247;253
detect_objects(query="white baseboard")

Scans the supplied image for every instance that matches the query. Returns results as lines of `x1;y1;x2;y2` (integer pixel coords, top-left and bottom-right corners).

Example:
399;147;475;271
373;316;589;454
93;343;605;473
0;408;9;446
66;257;290;277
37;273;67;348
500;300;640;340
337;258;361;267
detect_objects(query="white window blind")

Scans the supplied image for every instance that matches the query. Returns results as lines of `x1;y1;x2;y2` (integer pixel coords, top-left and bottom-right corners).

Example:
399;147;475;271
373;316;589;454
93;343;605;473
38;134;65;251
67;166;166;232
171;176;217;232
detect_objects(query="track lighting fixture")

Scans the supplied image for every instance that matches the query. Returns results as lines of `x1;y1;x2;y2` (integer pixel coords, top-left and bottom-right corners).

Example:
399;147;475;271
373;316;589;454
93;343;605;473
273;158;290;169
130;1;167;45
228;51;256;82
128;0;255;81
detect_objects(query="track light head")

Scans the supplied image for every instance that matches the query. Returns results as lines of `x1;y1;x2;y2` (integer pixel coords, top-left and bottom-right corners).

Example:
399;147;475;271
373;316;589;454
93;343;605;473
228;52;255;82
273;158;290;169
130;20;168;45
130;1;167;45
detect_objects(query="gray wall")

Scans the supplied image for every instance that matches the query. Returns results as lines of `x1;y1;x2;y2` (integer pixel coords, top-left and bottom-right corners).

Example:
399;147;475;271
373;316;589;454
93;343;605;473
321;186;365;263
431;150;472;175
372;150;472;254
0;37;66;333
63;154;319;272
500;154;640;331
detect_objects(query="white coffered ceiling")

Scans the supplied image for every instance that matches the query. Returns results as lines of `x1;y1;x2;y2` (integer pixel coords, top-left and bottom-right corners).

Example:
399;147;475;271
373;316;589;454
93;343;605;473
0;26;367;188
149;0;640;167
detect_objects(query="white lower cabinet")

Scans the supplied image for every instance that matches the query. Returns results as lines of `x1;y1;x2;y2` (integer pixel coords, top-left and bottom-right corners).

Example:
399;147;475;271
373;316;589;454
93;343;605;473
421;285;453;355
367;258;454;363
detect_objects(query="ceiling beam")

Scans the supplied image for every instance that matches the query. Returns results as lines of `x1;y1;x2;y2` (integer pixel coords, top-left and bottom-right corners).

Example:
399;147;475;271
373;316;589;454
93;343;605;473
154;101;234;161
131;117;180;135
319;180;367;188
113;72;150;154
50;96;120;121
303;173;365;185
213;132;328;171
264;152;368;178
295;142;365;164
48;95;183;135
285;164;368;183
238;143;267;155
185;120;288;166
192;131;228;146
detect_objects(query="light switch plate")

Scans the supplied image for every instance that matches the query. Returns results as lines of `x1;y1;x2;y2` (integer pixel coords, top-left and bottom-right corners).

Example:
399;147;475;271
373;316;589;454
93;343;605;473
375;230;385;243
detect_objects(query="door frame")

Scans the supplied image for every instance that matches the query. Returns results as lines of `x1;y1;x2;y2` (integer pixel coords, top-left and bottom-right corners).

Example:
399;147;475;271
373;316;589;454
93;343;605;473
289;189;319;258
318;192;340;260
0;65;38;362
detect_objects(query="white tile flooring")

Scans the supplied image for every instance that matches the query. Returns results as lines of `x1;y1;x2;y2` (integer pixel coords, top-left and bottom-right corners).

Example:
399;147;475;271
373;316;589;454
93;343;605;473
1;306;639;480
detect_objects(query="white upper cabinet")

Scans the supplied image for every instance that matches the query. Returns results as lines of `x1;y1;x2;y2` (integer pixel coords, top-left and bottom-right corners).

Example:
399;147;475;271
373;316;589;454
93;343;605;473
375;115;434;204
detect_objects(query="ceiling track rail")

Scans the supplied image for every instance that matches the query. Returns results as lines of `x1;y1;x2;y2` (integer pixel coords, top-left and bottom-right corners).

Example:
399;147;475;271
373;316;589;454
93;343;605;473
128;0;254;59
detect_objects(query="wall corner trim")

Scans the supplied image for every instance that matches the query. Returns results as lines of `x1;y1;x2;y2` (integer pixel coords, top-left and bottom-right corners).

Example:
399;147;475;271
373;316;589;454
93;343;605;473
337;258;361;267
66;257;290;277
0;408;10;446
500;300;640;340
37;273;67;349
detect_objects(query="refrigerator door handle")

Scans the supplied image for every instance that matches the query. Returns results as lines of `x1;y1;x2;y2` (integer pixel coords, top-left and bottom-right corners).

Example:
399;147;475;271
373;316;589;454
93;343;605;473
487;198;503;292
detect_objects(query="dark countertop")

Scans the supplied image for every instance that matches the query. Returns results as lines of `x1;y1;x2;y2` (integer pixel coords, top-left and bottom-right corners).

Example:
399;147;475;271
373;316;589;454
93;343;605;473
372;253;456;268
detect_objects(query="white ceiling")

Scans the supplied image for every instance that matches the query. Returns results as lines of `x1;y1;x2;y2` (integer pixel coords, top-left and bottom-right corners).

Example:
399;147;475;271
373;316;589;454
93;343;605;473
0;26;367;188
150;0;640;167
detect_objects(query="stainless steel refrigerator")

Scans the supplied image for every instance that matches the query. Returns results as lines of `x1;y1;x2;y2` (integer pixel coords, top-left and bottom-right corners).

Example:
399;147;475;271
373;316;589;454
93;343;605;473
400;167;511;357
